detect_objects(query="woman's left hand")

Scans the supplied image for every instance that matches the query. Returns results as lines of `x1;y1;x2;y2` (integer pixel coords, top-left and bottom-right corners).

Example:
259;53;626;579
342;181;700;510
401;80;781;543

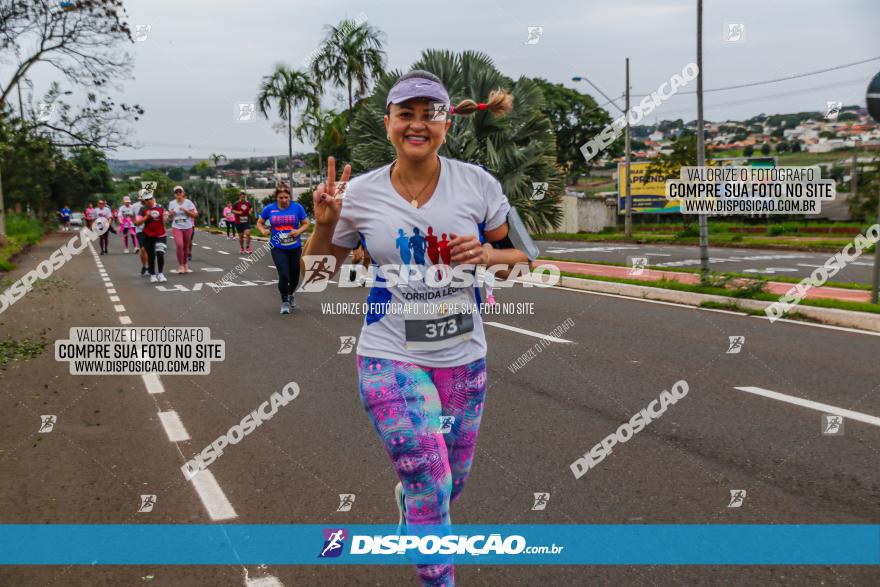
448;233;488;265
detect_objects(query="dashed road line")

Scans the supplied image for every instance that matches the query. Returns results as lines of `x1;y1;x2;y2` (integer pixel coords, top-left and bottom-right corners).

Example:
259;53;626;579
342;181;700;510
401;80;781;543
158;410;191;442
734;386;880;428
484;321;574;343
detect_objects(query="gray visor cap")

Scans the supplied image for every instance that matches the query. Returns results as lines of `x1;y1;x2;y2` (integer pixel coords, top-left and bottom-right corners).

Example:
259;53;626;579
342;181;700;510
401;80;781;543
386;77;450;109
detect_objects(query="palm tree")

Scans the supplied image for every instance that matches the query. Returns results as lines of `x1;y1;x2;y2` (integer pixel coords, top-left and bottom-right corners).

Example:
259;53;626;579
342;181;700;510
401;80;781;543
297;107;351;184
296;107;333;182
310;18;386;111
257;65;319;185
350;50;564;232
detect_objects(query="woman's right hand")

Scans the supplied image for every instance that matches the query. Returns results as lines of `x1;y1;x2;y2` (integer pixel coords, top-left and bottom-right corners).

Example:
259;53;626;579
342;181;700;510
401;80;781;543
313;156;351;227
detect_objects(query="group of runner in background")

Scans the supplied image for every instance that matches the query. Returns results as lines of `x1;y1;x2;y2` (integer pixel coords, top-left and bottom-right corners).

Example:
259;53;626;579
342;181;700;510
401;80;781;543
57;181;499;313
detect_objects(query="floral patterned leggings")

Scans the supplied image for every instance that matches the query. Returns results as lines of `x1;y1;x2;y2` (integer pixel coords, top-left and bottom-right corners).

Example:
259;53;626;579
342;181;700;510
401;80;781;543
357;355;488;587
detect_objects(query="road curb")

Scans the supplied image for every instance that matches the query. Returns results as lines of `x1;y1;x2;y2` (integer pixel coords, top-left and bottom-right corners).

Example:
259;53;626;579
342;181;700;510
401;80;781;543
554;275;880;333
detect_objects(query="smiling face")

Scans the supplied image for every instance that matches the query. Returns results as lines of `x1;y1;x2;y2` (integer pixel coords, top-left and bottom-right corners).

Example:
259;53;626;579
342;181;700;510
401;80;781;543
174;189;185;201
384;99;451;164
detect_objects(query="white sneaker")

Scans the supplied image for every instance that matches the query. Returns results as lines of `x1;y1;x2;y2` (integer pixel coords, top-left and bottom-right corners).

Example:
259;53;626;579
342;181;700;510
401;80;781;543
157;273;167;283
124;248;129;254
150;274;158;283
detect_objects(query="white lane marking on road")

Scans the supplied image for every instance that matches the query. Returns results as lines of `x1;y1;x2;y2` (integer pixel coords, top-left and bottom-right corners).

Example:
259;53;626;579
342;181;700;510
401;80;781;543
246;576;284;587
118;315;132;325
267;265;275;269
217;250;230;255
734;386;880;428
102;277;111;282
201;246;212;250
113;304;126;312
188;469;238;521
201;267;224;272
239;257;250;261
796;263;824;268
158;410;191;442
484;321;574;343
142;373;164;394
107;289;116;294
104;282;114;288
647;253;672;257
109;295;120;302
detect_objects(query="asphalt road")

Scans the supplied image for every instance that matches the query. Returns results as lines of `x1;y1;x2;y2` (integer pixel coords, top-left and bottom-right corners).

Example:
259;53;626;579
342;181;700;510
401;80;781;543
0;229;878;586
537;240;877;284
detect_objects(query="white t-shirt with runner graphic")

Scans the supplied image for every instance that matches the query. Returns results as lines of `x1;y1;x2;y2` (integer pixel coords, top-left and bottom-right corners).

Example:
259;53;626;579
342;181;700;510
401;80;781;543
168;199;197;230
331;156;511;368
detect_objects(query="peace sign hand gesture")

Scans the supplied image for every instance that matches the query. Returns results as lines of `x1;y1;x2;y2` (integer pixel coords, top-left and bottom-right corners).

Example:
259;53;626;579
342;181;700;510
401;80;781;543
313;156;352;227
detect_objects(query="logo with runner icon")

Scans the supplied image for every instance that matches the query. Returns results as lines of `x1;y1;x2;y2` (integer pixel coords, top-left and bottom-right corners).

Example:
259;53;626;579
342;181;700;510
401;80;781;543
336;494;356;512
337;336;356;354
318;528;348;558
726;336;745;354
138;494;157;513
38;415;57;433
821;414;844;435
531;492;550;510
299;255;337;292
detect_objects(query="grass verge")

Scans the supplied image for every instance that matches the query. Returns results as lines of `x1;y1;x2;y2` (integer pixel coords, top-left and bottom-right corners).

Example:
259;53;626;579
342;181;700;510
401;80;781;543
0;214;49;272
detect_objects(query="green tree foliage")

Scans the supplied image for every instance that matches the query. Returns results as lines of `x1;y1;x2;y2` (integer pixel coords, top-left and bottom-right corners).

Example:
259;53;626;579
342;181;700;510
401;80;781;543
645;134;700;180
310;18;386;111
529;78;614;181
349;49;564;232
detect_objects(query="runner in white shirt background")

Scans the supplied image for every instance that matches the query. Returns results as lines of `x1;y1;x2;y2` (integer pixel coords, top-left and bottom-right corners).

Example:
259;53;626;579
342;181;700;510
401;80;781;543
304;70;529;587
167;186;198;274
131;193;149;276
94;199;113;255
117;195;137;254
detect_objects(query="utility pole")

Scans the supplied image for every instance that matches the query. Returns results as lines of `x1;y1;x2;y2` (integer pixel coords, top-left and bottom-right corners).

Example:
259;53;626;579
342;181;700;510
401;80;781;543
624;58;633;239
696;0;710;281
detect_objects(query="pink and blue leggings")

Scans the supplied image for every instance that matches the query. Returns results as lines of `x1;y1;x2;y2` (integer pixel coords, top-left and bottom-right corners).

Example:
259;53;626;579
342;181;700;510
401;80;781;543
357;355;488;587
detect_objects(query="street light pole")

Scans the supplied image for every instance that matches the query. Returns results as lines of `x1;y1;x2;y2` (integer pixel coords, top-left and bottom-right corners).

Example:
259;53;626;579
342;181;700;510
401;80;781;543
625;58;633;240
696;0;710;281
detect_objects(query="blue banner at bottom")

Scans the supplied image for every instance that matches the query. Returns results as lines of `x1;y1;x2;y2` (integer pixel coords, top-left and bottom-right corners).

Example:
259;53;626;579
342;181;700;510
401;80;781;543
0;525;877;565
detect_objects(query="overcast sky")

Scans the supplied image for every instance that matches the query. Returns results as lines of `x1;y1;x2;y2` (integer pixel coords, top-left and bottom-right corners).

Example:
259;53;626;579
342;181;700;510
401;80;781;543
15;0;880;160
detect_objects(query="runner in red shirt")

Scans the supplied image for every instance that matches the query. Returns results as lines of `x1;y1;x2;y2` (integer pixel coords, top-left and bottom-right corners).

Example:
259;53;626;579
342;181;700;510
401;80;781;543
232;191;252;254
133;192;168;283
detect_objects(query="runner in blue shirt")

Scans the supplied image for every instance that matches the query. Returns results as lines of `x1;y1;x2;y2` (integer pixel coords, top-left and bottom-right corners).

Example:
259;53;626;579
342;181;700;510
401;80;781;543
59;206;72;231
257;183;309;314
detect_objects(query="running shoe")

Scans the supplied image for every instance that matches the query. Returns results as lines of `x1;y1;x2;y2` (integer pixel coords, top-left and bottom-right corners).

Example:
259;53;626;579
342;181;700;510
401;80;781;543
157;273;167;283
245;247;252;254
280;301;290;314
150;274;158;283
124;248;129;254
239;248;244;254
395;482;406;535
141;266;148;276
290;296;296;309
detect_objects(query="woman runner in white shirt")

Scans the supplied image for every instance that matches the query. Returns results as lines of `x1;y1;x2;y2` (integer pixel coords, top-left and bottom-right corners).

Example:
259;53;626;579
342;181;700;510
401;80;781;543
305;70;529;587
